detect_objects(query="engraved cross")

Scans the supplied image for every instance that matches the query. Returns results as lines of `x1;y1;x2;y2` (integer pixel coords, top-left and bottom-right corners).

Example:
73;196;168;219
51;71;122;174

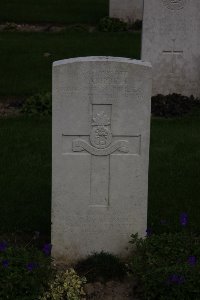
163;39;183;73
62;104;141;208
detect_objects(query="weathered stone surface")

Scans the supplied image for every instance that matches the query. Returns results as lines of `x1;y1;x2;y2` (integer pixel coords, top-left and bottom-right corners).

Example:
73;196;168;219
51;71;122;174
142;0;200;97
109;0;143;22
52;57;152;263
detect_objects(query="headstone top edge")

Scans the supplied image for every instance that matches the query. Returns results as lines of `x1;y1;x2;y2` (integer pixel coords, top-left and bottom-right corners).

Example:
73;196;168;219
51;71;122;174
53;56;152;69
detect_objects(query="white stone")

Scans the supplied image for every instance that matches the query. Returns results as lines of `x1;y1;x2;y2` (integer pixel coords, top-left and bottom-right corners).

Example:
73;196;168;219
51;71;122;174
52;56;152;263
109;0;143;22
142;0;200;97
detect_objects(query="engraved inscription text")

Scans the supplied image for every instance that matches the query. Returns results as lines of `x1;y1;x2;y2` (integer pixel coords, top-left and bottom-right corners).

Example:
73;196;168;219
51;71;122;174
162;0;186;10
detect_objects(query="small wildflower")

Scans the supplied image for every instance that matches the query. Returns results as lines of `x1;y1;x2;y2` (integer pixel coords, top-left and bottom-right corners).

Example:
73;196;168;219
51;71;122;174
2;260;9;268
188;256;197;266
42;243;52;255
180;212;188;226
167;274;185;285
0;241;7;252
26;262;38;271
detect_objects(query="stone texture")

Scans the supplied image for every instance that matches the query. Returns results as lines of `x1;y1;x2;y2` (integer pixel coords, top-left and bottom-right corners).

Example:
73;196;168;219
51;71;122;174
142;0;200;97
109;0;143;22
52;57;152;263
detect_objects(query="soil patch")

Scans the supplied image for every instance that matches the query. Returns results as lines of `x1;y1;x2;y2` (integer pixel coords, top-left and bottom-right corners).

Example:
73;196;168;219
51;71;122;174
84;279;138;300
0;103;21;117
0;22;96;32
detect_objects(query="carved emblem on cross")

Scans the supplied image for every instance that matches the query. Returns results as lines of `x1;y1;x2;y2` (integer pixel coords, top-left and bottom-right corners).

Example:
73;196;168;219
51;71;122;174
73;111;129;156
61;104;140;207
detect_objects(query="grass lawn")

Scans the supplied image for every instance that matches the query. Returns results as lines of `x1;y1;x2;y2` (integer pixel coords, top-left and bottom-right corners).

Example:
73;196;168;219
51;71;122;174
0;110;200;236
0;116;51;235
0;0;108;24
0;31;141;98
148;109;200;234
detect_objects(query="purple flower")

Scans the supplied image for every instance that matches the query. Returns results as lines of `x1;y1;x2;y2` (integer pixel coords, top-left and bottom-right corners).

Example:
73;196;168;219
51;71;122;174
146;228;152;237
42;243;52;255
2;260;9;268
180;212;188;226
0;241;7;252
168;274;185;285
26;262;38;271
188;256;197;266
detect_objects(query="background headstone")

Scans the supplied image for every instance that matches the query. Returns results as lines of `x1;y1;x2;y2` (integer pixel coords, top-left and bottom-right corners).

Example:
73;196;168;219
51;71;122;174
142;0;200;97
52;57;152;263
109;0;143;22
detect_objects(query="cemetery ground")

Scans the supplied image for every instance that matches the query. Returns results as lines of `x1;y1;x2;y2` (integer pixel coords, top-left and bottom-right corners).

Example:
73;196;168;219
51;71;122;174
1;108;200;299
1;3;200;300
0;31;140;97
1;110;200;235
0;29;199;237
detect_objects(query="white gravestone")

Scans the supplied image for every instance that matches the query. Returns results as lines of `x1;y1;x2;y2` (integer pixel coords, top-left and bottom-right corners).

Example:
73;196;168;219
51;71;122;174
142;0;200;97
109;0;143;22
52;57;152;263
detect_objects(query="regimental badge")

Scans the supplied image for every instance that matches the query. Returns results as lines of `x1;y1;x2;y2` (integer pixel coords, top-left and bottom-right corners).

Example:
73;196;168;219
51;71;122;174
72;111;129;156
90;112;112;149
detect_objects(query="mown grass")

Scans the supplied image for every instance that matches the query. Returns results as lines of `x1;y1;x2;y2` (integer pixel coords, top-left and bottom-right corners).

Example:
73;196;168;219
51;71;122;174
0;110;200;235
0;116;51;235
0;0;108;24
148;109;200;234
0;31;141;98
